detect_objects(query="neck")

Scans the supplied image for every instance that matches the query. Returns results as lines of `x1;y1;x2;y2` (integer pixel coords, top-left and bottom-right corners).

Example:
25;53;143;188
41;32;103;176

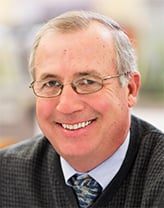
63;133;129;172
64;149;116;172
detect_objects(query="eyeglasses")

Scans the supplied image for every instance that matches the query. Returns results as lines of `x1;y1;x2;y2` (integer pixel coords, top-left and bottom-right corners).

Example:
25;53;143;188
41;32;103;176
29;72;130;98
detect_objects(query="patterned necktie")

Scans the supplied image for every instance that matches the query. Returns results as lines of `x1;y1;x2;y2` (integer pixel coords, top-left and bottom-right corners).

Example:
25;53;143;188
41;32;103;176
69;174;102;208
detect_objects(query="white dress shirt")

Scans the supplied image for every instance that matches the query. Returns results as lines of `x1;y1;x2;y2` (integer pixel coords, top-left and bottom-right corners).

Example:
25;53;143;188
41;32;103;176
60;132;130;190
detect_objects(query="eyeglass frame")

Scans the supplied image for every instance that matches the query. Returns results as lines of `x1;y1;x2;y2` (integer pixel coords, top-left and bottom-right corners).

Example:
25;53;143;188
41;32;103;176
29;71;131;98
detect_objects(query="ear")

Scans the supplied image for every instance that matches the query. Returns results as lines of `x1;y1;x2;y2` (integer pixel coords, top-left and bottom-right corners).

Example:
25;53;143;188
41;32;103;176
127;72;141;108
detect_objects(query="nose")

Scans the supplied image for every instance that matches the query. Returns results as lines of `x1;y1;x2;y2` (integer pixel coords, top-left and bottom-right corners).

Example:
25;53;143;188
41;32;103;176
56;84;85;114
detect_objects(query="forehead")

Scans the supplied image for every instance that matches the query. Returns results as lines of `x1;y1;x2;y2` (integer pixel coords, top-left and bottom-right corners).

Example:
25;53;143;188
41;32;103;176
34;22;116;79
38;22;114;51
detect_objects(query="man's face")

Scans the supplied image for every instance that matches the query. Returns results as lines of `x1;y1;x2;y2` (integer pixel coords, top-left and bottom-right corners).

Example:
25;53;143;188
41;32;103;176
34;23;140;171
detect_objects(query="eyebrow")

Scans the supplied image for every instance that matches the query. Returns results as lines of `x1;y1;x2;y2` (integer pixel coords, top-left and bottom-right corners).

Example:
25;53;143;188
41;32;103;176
37;70;102;81
37;73;61;81
73;70;102;77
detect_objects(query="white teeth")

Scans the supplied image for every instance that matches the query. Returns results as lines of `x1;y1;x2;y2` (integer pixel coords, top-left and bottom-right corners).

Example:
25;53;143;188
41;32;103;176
62;121;92;130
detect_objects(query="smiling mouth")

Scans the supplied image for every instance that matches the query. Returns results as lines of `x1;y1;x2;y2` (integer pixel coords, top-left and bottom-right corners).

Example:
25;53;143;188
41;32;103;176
59;120;94;130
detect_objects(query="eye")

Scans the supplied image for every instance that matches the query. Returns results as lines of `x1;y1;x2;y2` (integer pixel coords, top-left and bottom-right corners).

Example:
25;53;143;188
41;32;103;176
42;80;61;88
77;77;98;86
73;75;102;94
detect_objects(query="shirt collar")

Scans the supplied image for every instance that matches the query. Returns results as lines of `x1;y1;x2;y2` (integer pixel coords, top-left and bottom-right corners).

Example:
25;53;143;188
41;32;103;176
60;132;130;190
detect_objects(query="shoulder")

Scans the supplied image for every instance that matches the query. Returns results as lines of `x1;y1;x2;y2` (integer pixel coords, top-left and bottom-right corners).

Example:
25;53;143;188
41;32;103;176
131;115;164;144
0;134;60;185
0;134;54;168
130;115;164;162
0;134;45;156
130;115;164;176
131;116;164;191
127;116;164;207
0;135;62;205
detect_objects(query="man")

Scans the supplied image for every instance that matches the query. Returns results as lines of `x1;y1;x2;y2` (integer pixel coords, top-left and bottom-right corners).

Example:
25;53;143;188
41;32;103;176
0;10;163;208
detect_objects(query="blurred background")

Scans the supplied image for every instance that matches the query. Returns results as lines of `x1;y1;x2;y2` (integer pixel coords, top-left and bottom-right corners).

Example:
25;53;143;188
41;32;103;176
0;0;164;148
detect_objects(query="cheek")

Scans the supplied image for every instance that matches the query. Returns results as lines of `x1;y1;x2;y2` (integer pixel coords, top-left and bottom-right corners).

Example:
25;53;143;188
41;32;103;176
96;88;129;117
36;99;54;120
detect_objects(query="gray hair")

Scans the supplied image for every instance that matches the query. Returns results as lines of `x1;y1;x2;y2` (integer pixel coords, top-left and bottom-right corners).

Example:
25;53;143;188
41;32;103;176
29;10;137;86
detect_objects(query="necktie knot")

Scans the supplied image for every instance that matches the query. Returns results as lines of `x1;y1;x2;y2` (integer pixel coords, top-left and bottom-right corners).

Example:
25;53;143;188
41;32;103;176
69;174;102;208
